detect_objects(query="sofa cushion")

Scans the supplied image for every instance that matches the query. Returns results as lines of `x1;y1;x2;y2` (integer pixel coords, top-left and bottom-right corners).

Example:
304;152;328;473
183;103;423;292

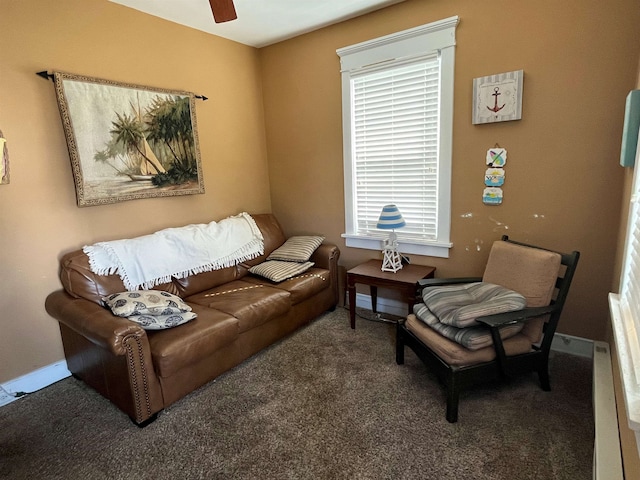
171;266;239;299
267;236;325;262
421;282;526;328
237;214;287;268
186;280;291;333
102;291;192;317
147;304;239;377
249;260;314;282
244;267;331;305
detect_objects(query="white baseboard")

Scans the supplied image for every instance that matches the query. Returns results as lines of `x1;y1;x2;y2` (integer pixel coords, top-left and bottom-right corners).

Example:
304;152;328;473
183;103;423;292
354;293;594;358
0;360;70;407
592;340;623;480
551;332;594;358
354;292;408;317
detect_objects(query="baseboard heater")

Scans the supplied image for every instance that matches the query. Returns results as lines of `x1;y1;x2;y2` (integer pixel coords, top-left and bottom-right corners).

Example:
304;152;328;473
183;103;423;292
592;341;623;480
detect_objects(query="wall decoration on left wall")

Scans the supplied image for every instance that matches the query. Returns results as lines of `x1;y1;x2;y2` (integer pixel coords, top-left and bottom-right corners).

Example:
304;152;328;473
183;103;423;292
0;129;8;184
50;71;205;207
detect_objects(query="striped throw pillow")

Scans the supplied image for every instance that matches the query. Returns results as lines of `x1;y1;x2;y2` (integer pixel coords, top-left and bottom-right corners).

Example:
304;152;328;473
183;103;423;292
414;303;524;351
267;236;324;263
249;260;314;283
422;282;526;328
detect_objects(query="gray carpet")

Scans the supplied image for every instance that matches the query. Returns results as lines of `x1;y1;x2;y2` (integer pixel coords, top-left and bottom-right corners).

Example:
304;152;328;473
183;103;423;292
0;308;594;479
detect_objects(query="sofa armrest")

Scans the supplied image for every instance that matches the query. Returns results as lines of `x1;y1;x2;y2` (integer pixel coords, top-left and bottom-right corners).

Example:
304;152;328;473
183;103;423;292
310;243;340;269
45;290;146;356
45;289;164;425
310;243;341;307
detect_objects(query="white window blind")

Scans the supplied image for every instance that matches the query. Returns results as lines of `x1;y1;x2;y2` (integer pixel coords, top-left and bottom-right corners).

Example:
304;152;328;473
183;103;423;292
352;56;440;241
621;189;640;340
609;125;640;451
337;16;458;258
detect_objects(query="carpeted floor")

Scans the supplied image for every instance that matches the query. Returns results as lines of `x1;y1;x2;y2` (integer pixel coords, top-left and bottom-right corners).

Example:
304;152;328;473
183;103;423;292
0;307;594;479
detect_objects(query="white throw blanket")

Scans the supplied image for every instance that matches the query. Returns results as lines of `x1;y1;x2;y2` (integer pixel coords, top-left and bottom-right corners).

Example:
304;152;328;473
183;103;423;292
83;212;264;291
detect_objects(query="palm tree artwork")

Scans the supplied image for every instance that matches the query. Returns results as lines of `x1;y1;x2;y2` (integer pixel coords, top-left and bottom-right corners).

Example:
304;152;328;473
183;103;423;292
99;95;199;187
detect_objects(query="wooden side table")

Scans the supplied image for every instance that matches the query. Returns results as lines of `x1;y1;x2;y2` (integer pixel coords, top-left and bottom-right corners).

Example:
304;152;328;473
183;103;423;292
346;259;436;329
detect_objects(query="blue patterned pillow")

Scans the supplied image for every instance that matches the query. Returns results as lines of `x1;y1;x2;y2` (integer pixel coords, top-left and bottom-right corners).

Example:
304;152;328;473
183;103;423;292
128;312;197;330
102;291;192;317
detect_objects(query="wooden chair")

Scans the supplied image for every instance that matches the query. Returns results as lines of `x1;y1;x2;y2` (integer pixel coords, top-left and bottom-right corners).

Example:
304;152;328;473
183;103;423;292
395;236;580;423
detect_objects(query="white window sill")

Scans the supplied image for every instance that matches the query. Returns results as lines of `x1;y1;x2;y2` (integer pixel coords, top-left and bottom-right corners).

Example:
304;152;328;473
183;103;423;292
341;233;452;258
609;292;640;455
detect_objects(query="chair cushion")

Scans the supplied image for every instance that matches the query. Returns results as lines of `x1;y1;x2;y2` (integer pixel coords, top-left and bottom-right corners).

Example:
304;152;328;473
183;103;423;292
421;282;526;328
406;314;532;366
413;303;524;351
483;241;561;307
482;241;562;343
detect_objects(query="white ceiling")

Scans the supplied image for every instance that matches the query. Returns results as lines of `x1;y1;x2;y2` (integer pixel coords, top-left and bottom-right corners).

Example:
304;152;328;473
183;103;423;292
109;0;406;48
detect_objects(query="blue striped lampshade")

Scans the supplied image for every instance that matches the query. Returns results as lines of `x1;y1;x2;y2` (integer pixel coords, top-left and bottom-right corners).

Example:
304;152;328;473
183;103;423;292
376;204;406;230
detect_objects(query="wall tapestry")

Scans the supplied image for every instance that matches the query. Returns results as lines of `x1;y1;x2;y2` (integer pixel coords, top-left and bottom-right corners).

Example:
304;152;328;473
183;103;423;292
53;72;205;207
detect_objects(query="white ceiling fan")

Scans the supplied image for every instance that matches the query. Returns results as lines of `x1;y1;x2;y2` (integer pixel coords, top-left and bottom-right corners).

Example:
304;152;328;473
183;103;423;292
209;0;237;23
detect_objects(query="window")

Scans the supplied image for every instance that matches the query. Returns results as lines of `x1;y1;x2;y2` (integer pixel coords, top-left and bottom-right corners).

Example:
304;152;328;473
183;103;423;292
609;134;640;446
337;16;459;258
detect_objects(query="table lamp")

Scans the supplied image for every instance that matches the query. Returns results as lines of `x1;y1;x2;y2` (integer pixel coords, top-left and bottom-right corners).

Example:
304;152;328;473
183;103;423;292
376;204;406;272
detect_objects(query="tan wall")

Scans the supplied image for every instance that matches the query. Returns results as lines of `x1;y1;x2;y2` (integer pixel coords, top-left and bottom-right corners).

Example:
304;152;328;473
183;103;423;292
0;0;271;382
260;0;640;341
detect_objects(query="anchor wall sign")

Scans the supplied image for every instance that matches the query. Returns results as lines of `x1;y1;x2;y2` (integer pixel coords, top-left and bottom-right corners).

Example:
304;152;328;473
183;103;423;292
472;70;523;125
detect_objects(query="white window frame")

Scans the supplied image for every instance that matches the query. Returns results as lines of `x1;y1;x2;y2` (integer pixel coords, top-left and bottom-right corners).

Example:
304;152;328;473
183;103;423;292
609;123;640;453
337;16;459;258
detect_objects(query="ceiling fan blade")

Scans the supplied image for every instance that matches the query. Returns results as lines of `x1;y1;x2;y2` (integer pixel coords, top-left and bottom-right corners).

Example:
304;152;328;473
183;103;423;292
209;0;237;23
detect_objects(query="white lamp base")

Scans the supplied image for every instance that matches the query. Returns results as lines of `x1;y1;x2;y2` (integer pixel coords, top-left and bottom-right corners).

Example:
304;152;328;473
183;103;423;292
381;232;403;273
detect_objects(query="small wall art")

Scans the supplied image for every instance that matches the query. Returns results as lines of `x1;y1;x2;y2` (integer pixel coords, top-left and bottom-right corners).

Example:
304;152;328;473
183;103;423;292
473;70;523;125
620;89;640;167
483;146;507;205
0;129;8;185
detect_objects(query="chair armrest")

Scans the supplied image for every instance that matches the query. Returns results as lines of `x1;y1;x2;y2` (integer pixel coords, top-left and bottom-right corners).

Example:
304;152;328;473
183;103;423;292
475;305;556;328
45;290;147;356
417;277;482;288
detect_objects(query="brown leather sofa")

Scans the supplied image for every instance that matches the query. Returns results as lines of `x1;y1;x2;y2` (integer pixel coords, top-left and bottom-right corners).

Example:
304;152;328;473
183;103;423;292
45;214;340;426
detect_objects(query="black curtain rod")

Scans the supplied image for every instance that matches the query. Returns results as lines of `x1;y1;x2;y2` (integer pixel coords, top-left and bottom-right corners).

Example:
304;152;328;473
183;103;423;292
36;71;54;81
35;71;208;100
